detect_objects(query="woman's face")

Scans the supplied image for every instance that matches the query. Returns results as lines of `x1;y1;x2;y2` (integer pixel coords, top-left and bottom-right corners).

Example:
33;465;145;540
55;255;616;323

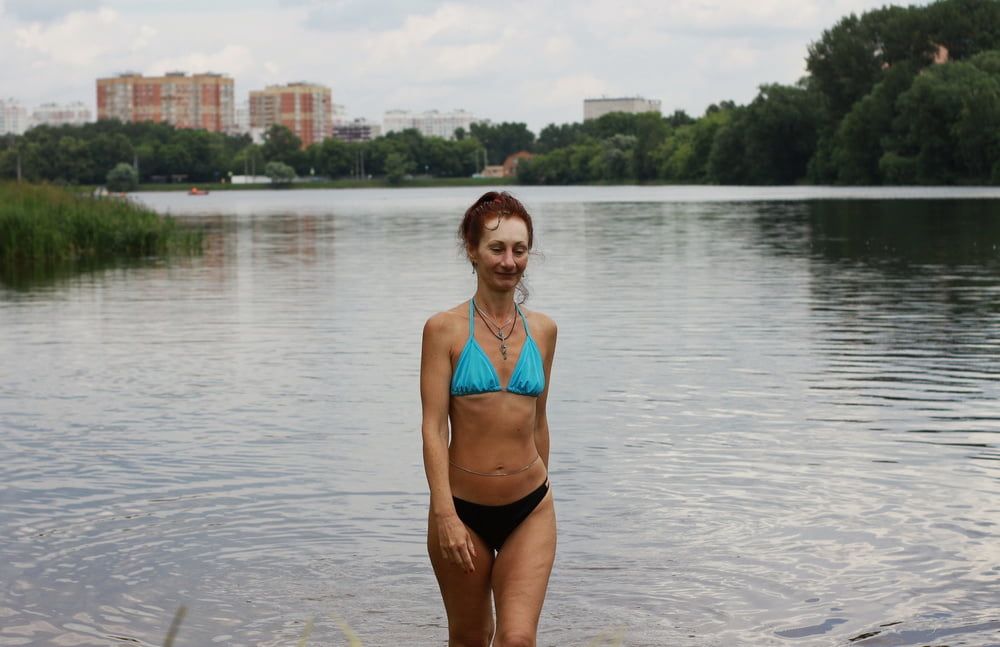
470;215;530;291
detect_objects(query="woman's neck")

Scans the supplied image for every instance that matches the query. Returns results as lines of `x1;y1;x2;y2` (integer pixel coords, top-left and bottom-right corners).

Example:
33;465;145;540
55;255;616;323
473;287;517;320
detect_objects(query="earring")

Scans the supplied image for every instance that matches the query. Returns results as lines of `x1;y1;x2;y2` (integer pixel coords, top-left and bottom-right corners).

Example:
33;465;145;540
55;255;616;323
472;264;477;274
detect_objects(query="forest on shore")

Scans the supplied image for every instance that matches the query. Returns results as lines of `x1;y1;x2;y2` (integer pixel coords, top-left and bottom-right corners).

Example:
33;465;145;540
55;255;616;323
2;0;998;187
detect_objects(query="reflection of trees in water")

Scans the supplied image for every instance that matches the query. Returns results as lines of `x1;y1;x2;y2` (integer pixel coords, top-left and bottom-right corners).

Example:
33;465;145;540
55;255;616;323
798;201;1000;331
755;201;1000;459
0;257;140;291
804;200;1000;269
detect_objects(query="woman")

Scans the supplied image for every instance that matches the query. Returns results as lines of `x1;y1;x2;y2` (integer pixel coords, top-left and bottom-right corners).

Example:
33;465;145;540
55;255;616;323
421;191;558;647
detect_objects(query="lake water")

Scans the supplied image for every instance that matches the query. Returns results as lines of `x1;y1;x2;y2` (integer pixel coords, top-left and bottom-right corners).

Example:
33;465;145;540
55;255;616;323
1;186;998;646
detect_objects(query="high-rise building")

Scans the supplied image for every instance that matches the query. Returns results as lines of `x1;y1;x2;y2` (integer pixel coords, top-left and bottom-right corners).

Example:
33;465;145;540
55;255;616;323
31;101;93;127
0;98;30;135
249;82;332;147
96;72;235;133
334;118;382;143
583;96;662;121
382;109;484;139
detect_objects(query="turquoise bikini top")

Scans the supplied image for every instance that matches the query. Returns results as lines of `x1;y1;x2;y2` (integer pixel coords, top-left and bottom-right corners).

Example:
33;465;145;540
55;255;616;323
450;300;545;398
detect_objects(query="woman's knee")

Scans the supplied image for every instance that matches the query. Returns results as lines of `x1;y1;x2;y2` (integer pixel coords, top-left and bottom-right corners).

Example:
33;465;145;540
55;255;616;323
493;629;535;647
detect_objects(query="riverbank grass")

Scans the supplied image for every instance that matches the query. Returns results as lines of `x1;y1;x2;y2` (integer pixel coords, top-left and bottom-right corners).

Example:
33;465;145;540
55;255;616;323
0;182;202;266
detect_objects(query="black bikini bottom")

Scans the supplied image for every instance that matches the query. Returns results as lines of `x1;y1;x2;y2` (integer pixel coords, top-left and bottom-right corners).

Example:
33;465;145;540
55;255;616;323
453;480;549;552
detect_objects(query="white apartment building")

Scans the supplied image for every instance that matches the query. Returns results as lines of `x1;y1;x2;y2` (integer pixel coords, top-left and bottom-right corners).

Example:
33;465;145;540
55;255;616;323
0;98;30;135
583;96;662;121
383;109;484;139
31;101;93;127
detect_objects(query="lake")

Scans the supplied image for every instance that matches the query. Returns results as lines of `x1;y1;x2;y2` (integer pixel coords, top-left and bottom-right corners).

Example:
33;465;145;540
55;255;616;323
1;186;998;646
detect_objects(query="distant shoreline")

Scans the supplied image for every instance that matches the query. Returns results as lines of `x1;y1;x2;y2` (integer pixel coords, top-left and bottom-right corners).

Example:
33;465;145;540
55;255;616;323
121;177;519;192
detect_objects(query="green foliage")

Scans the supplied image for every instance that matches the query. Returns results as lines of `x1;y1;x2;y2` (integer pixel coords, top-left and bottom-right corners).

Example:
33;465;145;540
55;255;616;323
925;0;1000;60
707;110;749;184
886;57;1000;183
806;6;936;121
264;161;296;184
106;162;139;192
0;182;202;266
741;83;822;184
262;125;307;173
384;152;414;185
469;122;535;164
829;62;917;184
655;109;730;182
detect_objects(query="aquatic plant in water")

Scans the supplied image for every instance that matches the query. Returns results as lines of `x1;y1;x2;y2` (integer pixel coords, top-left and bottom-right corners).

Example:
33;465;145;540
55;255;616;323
0;182;202;268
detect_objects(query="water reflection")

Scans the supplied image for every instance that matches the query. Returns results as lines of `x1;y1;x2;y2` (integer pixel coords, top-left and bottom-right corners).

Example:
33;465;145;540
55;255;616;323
0;188;997;646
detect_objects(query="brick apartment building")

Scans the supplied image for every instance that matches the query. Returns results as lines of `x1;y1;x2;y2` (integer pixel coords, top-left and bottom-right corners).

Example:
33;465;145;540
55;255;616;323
96;72;235;133
249;82;333;147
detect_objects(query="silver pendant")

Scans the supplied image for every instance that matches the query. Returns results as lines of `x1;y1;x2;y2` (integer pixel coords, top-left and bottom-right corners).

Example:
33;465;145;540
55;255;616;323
500;341;508;360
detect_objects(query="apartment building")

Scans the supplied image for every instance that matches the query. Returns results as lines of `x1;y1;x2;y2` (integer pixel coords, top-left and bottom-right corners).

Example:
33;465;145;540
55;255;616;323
96;72;235;132
249;82;333;147
382;109;483;139
31;101;93;127
333;118;381;143
0;98;30;135
583;96;662;121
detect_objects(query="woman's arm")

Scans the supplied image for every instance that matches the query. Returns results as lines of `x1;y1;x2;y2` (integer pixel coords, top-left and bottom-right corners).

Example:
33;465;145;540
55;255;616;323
534;315;558;468
420;313;477;572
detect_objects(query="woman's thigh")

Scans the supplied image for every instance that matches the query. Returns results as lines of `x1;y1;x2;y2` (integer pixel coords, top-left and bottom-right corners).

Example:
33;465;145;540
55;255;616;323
490;493;556;641
428;513;496;642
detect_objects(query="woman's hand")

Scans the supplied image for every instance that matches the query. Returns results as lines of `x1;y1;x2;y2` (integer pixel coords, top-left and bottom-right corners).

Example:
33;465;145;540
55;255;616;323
436;512;477;573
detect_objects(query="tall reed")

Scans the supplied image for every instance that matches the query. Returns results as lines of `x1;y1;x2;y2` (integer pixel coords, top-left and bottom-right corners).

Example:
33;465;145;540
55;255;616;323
0;183;201;266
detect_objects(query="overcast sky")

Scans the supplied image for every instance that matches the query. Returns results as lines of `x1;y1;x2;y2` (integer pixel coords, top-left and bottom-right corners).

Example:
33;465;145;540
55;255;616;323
1;0;922;133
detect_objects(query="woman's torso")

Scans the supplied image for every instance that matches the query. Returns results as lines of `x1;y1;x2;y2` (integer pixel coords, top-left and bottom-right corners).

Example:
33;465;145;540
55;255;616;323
446;301;547;504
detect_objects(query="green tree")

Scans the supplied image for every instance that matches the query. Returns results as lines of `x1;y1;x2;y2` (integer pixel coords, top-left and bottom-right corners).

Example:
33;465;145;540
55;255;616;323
829;62;916;184
654;109;730;182
595;134;637;180
106;162;138;192
806;6;935;121
707;109;748;184
384;152;414;185
741;83;822;184
311;138;355;178
469;122;535;164
885;56;1000;183
926;0;1000;60
265;160;296;185
262;124;304;168
536;122;585;153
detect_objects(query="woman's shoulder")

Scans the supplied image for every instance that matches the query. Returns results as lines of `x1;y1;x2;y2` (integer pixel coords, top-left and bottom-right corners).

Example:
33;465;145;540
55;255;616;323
423;302;470;337
522;306;557;337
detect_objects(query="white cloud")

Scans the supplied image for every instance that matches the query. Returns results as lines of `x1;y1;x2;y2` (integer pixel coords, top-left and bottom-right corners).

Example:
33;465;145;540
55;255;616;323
148;45;256;78
14;7;133;67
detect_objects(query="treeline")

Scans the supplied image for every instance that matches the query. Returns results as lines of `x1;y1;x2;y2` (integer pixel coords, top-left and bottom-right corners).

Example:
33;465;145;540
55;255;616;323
520;0;1000;185
0;119;502;185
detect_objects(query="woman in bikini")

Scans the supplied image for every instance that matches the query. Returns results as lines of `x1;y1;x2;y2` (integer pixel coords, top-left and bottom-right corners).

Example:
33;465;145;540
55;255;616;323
421;191;558;647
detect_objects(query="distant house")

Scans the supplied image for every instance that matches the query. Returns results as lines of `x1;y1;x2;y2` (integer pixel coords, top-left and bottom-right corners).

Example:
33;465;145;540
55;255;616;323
481;165;505;178
933;43;949;65
502;151;535;177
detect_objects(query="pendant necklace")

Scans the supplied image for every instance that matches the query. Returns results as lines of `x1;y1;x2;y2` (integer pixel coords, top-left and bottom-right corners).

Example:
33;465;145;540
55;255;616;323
473;298;517;360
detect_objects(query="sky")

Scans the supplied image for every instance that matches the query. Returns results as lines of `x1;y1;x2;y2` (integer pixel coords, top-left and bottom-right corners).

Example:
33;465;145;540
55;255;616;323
1;0;922;134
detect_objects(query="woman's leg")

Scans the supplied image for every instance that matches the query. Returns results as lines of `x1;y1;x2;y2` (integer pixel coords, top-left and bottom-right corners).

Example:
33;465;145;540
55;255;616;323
428;513;497;646
490;492;556;647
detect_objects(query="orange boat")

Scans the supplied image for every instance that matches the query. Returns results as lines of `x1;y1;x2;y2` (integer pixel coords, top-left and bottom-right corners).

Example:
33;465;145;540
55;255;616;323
188;187;209;196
